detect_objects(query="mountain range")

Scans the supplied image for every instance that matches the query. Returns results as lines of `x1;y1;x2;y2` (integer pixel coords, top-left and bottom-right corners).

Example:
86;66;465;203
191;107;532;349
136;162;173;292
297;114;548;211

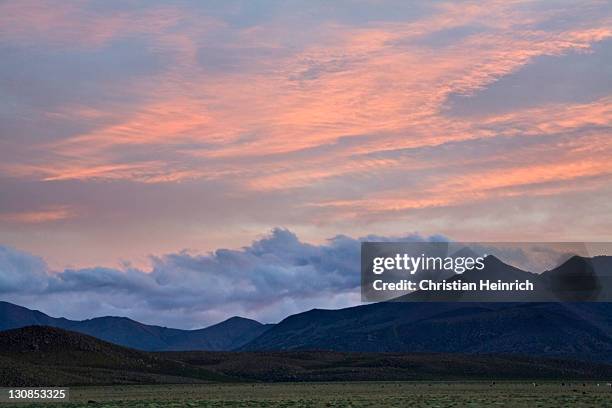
1;255;612;362
0;301;272;351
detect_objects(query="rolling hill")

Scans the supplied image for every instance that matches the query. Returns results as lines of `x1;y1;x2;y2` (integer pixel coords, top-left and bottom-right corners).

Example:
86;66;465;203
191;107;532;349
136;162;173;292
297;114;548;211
2;326;612;386
0;326;233;386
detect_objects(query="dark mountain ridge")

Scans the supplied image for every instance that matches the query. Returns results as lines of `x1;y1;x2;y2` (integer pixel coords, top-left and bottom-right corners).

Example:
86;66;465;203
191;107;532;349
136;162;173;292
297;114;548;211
0;301;272;351
241;256;612;361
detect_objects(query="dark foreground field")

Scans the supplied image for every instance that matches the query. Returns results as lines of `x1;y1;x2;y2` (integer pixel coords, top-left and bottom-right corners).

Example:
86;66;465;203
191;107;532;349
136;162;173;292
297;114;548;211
4;327;612;407
3;327;612;386
10;382;612;408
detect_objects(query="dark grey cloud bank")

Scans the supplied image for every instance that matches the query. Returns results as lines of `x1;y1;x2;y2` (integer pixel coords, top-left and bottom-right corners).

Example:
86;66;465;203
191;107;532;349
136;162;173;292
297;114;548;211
0;228;442;328
0;228;599;328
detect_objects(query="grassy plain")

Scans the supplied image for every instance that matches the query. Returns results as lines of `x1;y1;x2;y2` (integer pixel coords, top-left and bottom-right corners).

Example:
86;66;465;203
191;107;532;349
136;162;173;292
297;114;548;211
12;382;612;408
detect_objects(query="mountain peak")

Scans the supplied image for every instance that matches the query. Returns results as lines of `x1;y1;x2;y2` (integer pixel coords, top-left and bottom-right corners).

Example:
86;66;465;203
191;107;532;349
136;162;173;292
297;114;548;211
201;316;263;330
223;316;260;324
481;255;537;276
482;254;506;267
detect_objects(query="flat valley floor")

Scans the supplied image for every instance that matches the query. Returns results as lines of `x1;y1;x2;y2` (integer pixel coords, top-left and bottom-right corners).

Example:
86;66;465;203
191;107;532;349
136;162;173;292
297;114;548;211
10;382;612;408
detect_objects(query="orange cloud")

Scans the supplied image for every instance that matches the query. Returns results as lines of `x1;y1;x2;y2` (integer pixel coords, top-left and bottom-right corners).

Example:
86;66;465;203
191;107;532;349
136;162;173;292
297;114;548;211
0;206;76;224
0;0;189;48
2;0;611;223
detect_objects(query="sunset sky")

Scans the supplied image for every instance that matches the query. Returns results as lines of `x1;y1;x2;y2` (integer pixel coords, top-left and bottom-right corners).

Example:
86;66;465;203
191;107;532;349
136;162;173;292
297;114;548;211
1;1;611;327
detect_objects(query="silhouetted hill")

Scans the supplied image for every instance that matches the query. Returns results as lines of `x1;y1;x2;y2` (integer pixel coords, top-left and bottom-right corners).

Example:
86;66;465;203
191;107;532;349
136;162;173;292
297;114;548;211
0;301;72;330
242;300;612;361
163;316;273;351
0;301;272;351
241;255;612;361
542;256;612;301
0;326;233;386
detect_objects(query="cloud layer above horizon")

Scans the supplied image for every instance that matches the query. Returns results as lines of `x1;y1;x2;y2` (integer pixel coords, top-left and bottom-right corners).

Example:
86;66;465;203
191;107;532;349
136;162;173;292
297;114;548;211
0;228;604;328
0;228;444;328
1;0;611;270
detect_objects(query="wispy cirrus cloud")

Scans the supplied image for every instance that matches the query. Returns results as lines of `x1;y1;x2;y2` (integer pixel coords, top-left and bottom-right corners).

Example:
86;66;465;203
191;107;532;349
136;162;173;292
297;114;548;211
0;206;76;224
0;0;187;48
0;0;611;267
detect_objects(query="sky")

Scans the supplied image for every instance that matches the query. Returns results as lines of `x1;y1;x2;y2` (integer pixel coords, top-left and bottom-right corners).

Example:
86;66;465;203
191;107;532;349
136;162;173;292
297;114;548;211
0;0;611;328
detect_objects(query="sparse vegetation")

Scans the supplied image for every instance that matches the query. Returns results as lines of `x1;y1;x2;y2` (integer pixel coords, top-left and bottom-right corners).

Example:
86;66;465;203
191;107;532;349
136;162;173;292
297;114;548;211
3;327;612;407
0;326;234;386
9;382;612;408
3;327;612;387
